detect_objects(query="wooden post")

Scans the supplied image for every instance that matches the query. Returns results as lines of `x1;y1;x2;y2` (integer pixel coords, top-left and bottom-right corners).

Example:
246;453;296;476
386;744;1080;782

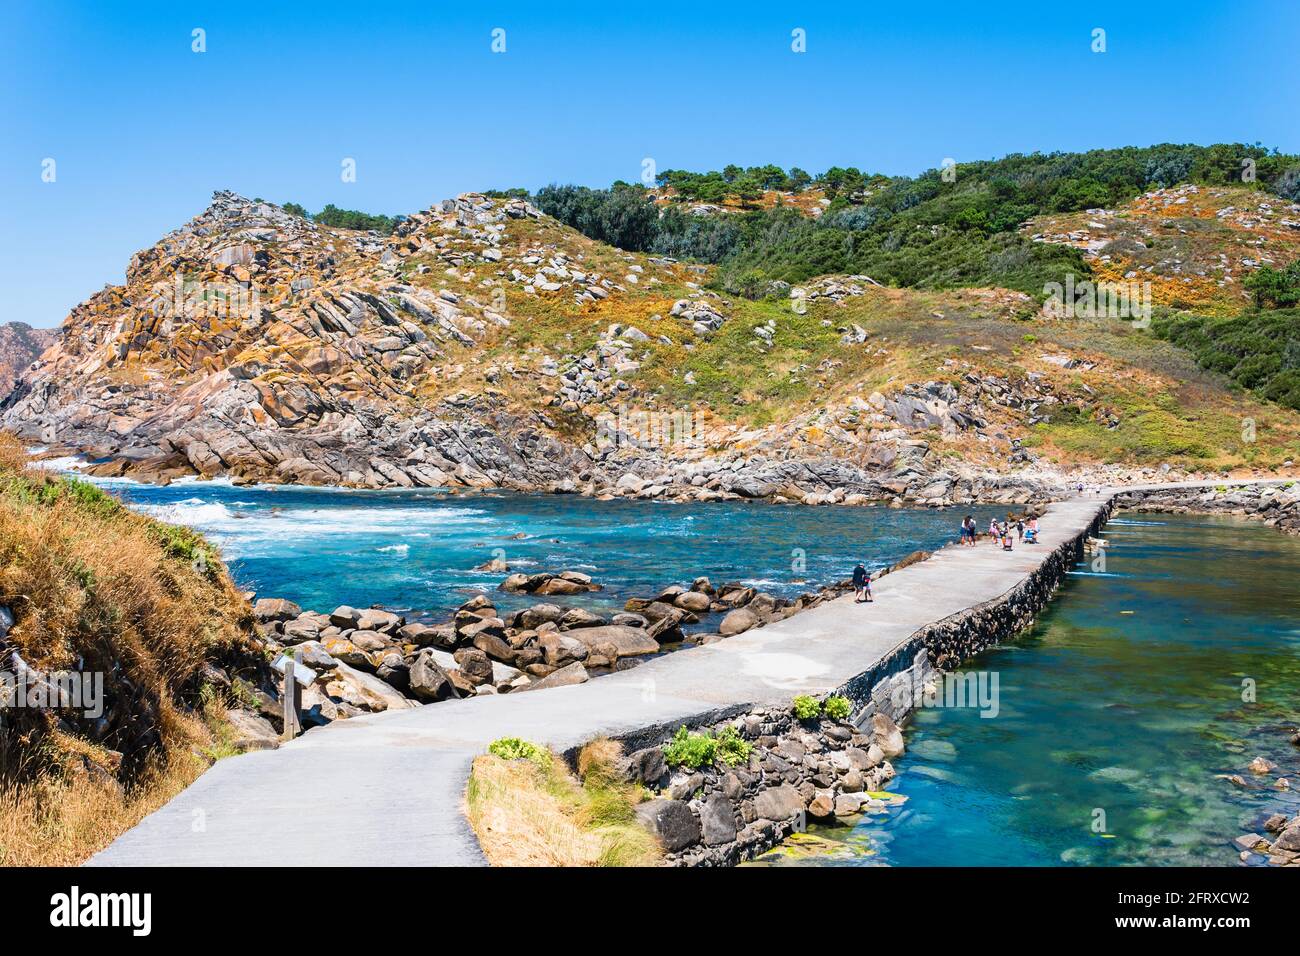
282;659;301;741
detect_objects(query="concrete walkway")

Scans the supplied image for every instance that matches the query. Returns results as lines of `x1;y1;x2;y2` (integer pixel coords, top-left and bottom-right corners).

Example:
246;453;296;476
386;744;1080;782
87;482;1262;866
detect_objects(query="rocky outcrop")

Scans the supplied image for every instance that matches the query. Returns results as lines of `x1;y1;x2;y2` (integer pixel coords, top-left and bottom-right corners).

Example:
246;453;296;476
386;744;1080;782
0;322;56;401
1;191;594;490
498;570;601;596
1249;813;1300;867
1114;483;1300;535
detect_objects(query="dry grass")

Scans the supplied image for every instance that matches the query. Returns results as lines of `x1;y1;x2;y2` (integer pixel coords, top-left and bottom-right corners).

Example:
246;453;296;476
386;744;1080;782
0;745;207;866
466;737;661;867
0;433;260;864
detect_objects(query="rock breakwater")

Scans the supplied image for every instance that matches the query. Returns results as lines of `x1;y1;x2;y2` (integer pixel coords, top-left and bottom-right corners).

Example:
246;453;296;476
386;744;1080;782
592;703;907;867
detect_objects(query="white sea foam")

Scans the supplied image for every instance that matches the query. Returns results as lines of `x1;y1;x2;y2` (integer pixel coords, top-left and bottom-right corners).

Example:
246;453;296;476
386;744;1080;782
170;474;237;488
29;455;89;472
134;495;492;560
377;544;410;555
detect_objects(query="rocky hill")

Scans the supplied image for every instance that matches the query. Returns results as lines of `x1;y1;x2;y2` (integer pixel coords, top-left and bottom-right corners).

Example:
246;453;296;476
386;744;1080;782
2;191;605;488
0;322;56;401
5;186;1300;504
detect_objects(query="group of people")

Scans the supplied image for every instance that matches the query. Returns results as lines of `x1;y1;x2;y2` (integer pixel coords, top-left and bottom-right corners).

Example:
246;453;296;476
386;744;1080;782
958;513;1039;549
851;512;1042;607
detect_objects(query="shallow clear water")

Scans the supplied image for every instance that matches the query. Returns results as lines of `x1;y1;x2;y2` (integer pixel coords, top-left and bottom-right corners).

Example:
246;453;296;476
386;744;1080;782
95;476;1003;626
794;512;1300;867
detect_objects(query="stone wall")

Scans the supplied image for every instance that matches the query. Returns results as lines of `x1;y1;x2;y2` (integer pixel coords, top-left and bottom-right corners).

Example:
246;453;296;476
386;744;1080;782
556;483;1299;867
603;705;907;867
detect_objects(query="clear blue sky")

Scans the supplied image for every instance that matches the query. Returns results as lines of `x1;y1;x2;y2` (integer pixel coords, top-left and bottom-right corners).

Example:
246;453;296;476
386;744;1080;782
2;0;1297;328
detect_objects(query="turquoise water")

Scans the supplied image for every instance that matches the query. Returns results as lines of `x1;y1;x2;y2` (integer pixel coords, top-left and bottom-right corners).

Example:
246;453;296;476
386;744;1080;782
94;477;1002;627
824;513;1300;867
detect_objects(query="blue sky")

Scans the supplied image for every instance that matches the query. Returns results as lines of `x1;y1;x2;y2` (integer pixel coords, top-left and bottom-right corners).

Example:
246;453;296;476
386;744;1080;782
2;0;1297;328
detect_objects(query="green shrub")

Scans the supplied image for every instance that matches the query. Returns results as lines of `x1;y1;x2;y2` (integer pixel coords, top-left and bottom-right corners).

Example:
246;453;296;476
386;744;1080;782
148;523;220;579
488;736;549;765
534;184;660;252
312;204;399;234
1152;308;1300;411
663;725;716;769
58;477;122;518
1244;262;1300;309
714;726;753;767
823;695;852;720
662;725;753;769
543;144;1300;302
792;695;822;720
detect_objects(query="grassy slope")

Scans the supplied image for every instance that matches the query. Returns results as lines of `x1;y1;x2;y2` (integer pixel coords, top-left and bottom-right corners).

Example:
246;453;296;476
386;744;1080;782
0;435;263;864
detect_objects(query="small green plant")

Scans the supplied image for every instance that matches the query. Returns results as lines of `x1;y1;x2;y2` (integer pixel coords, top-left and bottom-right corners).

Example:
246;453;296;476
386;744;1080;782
148;522;220;578
663;725;716;769
792;694;822;720
488;736;549;765
714;725;753;767
823;695;852;720
662;724;753;769
59;477;122;518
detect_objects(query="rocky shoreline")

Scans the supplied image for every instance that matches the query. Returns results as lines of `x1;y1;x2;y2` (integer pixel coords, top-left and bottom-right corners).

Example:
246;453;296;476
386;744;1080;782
31;443;1074;507
228;569;878;739
1114;481;1300;535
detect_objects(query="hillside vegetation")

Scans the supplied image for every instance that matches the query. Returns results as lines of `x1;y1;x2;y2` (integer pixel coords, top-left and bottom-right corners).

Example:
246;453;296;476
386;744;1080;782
1154;309;1300;411
399;205;1300;474
534;144;1300;298
0;435;265;864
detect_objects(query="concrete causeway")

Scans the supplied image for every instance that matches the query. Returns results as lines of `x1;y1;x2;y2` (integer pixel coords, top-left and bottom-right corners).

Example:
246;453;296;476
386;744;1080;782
88;482;1258;866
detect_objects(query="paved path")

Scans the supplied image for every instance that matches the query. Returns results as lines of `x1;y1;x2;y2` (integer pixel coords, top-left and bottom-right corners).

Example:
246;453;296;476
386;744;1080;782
88;481;1271;866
